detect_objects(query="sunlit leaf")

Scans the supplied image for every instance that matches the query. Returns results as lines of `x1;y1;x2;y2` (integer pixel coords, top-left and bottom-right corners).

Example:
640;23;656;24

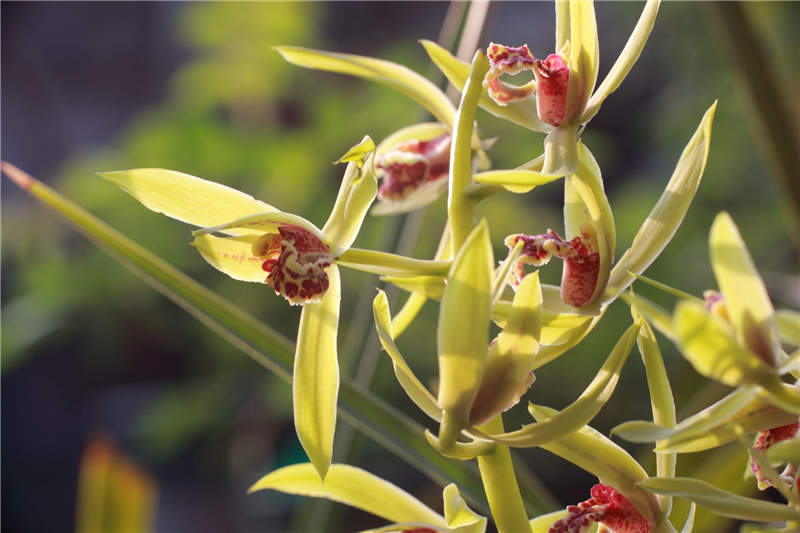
420;39;551;133
581;0;661;123
322;136;378;255
710;212;779;367
438;220;493;447
373;291;442;422
604;102;717;303
249;463;446;527
294;265;341;480
276;46;456;130
636;477;800;523
98;168;276;236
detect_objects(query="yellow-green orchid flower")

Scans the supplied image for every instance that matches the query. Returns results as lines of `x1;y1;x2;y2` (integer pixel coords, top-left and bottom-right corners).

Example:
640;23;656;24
249;463;487;533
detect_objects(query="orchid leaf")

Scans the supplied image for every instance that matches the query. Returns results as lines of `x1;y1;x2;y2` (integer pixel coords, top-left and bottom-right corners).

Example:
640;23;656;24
420;39;551;133
542;124;580;176
443;484;488;533
673;300;776;387
581;0;661;123
629;272;702;302
294;265;341;480
636;477;800;523
191;234;265;283
530;405;662;524
604;102;717;303
776;309;800;347
249;463;447;527
337;249;451;278
3;163;553;515
710;212;779;367
97;168;276;236
373;291;442;422
473;169;562;194
480;321;639;447
323;136;379;255
437;220;493;447
276;46;456;131
565;0;599;121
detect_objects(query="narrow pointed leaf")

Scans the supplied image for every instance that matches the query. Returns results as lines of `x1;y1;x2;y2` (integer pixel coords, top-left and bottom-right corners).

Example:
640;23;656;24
373;291;442;422
673;300;776;387
322;136;378;255
276;46;456;130
776;310;800;347
443;484;488;533
294;265;341;480
604;103;717;303
479;321;640;447
3;163;556;515
338;248;451;277
191;234;266;283
249;463;446;527
420;40;551;133
581;0;661;123
438;220;493;446
530;405;662;524
97;168;276;236
636;477;800;523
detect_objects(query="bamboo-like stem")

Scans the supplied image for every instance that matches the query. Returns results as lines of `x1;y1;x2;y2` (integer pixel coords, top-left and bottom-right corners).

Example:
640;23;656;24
476;415;532;533
448;51;489;252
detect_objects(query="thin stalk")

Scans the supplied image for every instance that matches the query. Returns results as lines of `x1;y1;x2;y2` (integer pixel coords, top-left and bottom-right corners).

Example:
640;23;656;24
448;51;489;251
337;248;451;277
476;415;532;533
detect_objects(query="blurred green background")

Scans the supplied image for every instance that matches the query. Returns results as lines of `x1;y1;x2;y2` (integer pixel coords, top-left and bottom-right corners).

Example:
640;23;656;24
2;2;798;532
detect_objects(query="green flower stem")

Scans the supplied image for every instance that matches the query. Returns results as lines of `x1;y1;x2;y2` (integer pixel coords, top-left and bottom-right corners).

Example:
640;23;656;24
476;415;532;533
448;51;489;252
337;248;451;277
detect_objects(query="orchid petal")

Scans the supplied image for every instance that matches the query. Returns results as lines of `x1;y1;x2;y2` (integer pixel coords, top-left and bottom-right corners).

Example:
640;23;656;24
604;103;717;303
376;123;451;155
542;124;580;177
321;136;378;255
477;321;639;447
581;0;661;124
294;264;341;480
473;169;563;194
425;431;495;461
636;477;800;523
249;463;447;527
192;210;323;240
533;312;602;370
358;524;449;533
710;212;780;367
530;405;662;525
563;141;615;306
680;503;696;533
629;272;702;302
337;249;450;277
673;300;777;387
421;40;552;133
191;234;266;283
492;239;524;309
437;220;493;449
373;290;442;422
565;0;599;123
555;1;570;52
529;509;569;532
390;292;429;339
469;271;542;427
382;275;446;300
776;310;800;348
620;290;675;342
276;46;456;131
98;168;276;236
779;349;800;377
492;297;597;348
371;178;449;216
766;437;800;466
443;484;488;533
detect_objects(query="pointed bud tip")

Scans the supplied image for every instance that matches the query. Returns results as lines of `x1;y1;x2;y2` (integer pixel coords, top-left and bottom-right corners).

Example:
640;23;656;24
1;161;35;190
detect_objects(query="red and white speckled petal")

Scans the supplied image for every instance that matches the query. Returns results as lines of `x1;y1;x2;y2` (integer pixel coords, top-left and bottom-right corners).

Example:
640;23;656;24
549;485;653;533
533;54;570;127
483;43;537;106
750;422;800;489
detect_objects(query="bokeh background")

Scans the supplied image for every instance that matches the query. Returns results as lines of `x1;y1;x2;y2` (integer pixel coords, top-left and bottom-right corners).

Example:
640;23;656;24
2;2;798;532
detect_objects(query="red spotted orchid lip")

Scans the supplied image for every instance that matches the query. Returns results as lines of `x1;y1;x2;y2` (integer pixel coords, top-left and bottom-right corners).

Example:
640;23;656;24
504;229;600;308
375;133;451;202
750;422;800;490
549;484;653;533
252;225;334;305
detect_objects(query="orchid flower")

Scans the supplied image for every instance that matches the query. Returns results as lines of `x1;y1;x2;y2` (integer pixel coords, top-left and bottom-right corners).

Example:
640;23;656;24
549;484;652;533
97;137;451;481
425;0;660;179
249;463;487;533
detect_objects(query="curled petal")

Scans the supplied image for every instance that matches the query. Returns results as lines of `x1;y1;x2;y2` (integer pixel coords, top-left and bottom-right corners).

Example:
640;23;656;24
482;43;537;106
549;484;652;533
750;422;800;490
533;54;570;127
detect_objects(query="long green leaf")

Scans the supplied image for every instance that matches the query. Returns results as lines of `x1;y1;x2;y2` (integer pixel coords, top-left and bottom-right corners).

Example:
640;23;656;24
636;477;800;523
2;162;555;516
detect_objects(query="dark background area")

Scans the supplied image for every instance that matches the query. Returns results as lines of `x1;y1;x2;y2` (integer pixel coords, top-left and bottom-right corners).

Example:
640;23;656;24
2;2;798;532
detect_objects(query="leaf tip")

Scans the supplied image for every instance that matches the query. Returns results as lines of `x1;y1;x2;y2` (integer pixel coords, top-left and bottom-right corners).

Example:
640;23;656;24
2;161;35;190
